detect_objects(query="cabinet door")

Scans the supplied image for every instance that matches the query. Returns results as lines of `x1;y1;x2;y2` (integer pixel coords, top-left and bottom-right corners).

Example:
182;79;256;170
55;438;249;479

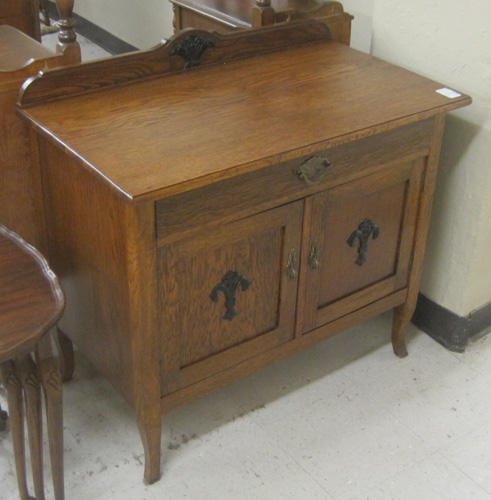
158;201;303;395
299;160;424;334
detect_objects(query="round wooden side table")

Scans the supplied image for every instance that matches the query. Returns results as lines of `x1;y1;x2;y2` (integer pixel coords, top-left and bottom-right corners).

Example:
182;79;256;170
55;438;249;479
0;225;65;500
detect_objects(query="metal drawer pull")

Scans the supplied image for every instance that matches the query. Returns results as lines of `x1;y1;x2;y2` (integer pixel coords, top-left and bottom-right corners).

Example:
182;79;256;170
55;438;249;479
296;156;331;185
210;271;251;321
286;249;298;280
347;219;380;266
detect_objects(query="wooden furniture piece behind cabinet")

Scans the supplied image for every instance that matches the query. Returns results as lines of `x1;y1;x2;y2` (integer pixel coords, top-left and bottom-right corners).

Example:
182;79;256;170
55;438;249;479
18;21;471;485
171;0;353;44
0;0;41;41
0;4;79;249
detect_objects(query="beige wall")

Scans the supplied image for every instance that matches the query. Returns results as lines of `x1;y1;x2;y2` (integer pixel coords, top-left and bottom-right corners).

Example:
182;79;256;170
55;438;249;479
371;0;491;317
341;0;373;53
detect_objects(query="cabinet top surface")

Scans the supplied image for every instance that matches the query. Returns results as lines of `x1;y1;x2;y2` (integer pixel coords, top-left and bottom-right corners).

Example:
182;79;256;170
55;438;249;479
21;40;470;203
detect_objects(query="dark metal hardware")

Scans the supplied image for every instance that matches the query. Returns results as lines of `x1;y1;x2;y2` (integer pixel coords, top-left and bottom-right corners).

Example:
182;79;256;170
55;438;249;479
296;157;331;185
347;219;380;266
170;35;215;69
286;249;298;280
309;240;320;270
210;271;251;321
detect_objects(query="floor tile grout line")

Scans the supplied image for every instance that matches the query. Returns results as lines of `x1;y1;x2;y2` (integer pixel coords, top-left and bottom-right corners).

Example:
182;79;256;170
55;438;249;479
435;451;491;498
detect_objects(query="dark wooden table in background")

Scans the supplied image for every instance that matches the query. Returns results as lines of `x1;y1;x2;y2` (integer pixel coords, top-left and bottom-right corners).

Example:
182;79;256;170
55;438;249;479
171;0;353;45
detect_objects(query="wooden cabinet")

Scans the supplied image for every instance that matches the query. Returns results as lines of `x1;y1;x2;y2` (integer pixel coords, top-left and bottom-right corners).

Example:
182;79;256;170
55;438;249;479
18;22;471;485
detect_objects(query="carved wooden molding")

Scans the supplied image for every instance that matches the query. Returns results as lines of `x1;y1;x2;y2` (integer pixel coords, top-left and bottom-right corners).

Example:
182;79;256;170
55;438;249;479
19;20;332;108
170;34;215;68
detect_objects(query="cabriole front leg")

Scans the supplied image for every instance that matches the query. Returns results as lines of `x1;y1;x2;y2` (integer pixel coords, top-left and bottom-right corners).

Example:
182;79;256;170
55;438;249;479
137;405;162;484
392;303;412;358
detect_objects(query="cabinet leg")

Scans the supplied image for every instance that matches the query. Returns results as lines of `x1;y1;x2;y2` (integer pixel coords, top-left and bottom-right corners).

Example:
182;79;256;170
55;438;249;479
391;304;412;358
137;408;162;484
55;328;74;383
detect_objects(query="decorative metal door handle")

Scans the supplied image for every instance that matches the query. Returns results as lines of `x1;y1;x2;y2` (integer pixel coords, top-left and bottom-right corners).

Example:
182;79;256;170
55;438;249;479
347;219;380;266
210;271;251;321
286;249;298;280
296;157;331;185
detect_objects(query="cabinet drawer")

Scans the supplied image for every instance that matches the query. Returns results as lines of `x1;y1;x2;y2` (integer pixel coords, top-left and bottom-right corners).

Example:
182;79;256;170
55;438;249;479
156;118;434;245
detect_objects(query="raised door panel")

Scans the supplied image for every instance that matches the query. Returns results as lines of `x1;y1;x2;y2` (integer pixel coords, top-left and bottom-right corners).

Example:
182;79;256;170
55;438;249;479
300;159;424;333
158;201;303;395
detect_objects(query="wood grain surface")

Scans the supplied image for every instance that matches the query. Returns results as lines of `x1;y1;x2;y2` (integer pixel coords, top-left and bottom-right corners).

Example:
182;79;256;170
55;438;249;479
19;25;471;203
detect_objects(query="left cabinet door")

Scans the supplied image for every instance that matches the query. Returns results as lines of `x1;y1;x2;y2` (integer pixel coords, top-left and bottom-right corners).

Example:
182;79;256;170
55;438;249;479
157;200;303;395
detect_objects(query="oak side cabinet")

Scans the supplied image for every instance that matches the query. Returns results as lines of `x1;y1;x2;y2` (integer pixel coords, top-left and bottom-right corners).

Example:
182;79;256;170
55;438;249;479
18;22;471;484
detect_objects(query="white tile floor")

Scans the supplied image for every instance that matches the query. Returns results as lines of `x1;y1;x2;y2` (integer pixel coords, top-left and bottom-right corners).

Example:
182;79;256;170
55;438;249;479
2;313;491;500
2;29;491;500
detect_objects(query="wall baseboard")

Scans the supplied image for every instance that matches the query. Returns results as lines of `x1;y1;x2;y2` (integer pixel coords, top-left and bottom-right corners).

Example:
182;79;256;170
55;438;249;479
46;1;137;55
412;294;491;352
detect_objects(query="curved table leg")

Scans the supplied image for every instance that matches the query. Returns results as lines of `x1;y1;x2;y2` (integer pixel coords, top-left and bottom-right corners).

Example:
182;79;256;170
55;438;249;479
0;399;8;430
18;354;45;500
0;360;33;500
55;328;74;383
38;335;65;500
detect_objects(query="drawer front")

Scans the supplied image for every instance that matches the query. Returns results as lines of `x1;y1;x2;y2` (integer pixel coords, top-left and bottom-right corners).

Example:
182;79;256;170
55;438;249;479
156;118;434;245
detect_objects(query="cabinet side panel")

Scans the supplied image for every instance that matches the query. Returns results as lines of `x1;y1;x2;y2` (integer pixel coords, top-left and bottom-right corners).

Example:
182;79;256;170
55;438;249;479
39;138;136;404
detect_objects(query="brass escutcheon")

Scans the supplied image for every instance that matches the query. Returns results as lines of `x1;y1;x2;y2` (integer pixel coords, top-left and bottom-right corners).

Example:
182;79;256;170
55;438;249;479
296;156;331;185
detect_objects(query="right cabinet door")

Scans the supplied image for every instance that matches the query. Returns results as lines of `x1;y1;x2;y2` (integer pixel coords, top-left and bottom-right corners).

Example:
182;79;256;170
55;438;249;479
300;159;425;334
